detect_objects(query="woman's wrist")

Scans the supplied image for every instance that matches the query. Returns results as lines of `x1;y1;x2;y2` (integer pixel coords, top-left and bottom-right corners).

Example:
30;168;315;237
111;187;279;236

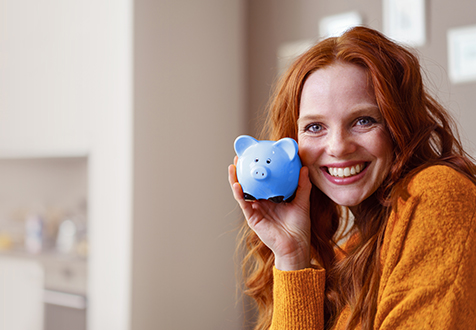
274;240;311;271
275;255;311;271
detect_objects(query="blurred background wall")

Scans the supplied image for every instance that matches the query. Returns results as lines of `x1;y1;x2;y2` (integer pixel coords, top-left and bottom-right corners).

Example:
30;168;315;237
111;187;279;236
247;0;476;154
131;0;246;329
0;1;475;330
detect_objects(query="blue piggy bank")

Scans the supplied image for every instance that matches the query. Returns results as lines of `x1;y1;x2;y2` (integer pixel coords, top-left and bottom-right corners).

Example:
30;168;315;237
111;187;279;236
234;135;302;203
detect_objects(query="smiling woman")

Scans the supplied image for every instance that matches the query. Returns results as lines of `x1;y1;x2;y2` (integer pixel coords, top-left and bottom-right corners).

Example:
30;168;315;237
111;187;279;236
228;26;476;330
298;62;393;209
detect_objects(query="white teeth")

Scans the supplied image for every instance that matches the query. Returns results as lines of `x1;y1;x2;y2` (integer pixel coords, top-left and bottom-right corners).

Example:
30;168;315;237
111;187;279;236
328;163;365;178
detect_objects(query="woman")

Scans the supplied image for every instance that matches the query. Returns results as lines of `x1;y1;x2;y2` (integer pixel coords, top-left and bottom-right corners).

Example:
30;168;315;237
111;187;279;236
228;26;476;329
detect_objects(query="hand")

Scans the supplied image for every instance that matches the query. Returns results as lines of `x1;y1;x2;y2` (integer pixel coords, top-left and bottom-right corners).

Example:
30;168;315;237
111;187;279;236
228;156;313;271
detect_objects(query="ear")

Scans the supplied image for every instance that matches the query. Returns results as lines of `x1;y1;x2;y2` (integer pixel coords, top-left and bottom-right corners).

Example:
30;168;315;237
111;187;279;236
234;135;259;157
273;138;298;161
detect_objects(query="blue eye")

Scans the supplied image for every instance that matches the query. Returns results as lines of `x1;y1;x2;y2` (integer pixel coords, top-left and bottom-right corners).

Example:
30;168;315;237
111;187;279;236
356;117;376;126
305;123;323;133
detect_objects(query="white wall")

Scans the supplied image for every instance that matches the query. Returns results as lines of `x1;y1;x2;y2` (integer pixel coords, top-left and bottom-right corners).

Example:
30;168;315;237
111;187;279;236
0;0;92;157
87;1;133;329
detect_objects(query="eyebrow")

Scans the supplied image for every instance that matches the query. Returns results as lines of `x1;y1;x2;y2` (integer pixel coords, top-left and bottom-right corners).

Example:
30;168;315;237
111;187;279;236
297;105;381;124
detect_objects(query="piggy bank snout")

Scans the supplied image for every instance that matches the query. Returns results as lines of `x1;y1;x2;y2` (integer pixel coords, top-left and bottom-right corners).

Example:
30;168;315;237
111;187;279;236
251;166;268;180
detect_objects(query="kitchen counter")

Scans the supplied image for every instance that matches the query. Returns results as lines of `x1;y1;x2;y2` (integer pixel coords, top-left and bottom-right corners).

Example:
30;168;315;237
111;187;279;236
0;249;87;296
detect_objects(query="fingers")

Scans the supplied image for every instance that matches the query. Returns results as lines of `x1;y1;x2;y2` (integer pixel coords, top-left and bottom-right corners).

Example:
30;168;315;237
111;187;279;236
228;163;237;187
231;180;256;221
228;163;257;221
228;164;246;205
229;165;243;200
228;156;240;188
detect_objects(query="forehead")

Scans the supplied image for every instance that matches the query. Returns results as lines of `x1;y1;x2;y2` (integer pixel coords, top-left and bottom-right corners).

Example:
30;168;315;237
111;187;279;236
299;62;377;118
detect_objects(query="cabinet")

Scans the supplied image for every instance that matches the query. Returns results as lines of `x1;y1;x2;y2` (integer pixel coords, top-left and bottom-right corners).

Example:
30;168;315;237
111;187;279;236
0;0;91;158
0;157;88;330
44;304;86;330
43;255;87;330
0;257;44;330
0;1;132;329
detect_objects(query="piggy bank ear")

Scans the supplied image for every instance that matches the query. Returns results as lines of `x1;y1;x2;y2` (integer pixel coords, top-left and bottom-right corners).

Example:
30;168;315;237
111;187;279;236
234;135;259;157
273;138;299;161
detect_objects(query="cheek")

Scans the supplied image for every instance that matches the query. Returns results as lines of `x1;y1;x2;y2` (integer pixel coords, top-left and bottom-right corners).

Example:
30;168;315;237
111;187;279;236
298;140;321;166
374;133;394;170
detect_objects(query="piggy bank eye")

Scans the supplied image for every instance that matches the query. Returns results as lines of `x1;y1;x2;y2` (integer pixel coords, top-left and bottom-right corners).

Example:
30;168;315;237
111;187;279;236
266;159;271;164
254;158;259;163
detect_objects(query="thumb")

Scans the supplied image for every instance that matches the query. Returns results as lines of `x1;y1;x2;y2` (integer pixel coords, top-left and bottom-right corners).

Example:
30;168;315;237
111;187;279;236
294;166;312;205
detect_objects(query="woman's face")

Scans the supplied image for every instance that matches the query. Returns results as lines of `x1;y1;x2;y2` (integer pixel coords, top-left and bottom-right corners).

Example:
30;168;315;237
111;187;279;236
297;62;393;209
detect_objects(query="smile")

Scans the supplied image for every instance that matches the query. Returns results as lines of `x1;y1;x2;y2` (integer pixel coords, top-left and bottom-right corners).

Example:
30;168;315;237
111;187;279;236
327;163;367;178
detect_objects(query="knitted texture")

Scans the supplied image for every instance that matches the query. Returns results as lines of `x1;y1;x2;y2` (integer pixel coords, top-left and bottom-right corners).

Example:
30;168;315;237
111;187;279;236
271;166;476;329
271;267;326;329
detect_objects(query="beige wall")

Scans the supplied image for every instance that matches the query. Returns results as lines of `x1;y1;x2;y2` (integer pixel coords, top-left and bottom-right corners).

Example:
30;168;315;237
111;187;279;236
132;1;246;329
246;0;476;156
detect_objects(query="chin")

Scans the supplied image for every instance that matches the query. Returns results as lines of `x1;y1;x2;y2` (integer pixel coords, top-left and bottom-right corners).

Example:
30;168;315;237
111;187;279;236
333;199;362;207
324;191;368;207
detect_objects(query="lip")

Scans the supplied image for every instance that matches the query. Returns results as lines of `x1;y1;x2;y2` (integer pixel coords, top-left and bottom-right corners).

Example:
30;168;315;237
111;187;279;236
320;161;369;185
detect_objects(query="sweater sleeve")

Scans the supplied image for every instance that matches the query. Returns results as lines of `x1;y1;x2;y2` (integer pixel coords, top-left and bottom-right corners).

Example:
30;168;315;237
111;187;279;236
375;166;476;329
270;266;326;330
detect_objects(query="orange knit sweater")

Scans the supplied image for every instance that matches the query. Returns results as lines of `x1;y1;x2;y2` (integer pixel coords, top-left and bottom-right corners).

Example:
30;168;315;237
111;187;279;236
270;165;476;329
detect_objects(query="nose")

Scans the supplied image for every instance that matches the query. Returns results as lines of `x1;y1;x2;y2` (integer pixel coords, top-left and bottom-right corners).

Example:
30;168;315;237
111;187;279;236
251;166;268;180
326;128;356;157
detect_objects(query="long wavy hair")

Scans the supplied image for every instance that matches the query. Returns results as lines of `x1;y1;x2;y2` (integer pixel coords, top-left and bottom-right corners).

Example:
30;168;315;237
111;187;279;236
238;26;476;330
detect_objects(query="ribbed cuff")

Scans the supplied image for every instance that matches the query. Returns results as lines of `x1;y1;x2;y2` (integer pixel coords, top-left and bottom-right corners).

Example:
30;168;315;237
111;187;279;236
271;266;326;330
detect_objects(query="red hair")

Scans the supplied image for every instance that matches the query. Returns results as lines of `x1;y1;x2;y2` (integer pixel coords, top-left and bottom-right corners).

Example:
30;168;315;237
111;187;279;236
239;26;476;329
